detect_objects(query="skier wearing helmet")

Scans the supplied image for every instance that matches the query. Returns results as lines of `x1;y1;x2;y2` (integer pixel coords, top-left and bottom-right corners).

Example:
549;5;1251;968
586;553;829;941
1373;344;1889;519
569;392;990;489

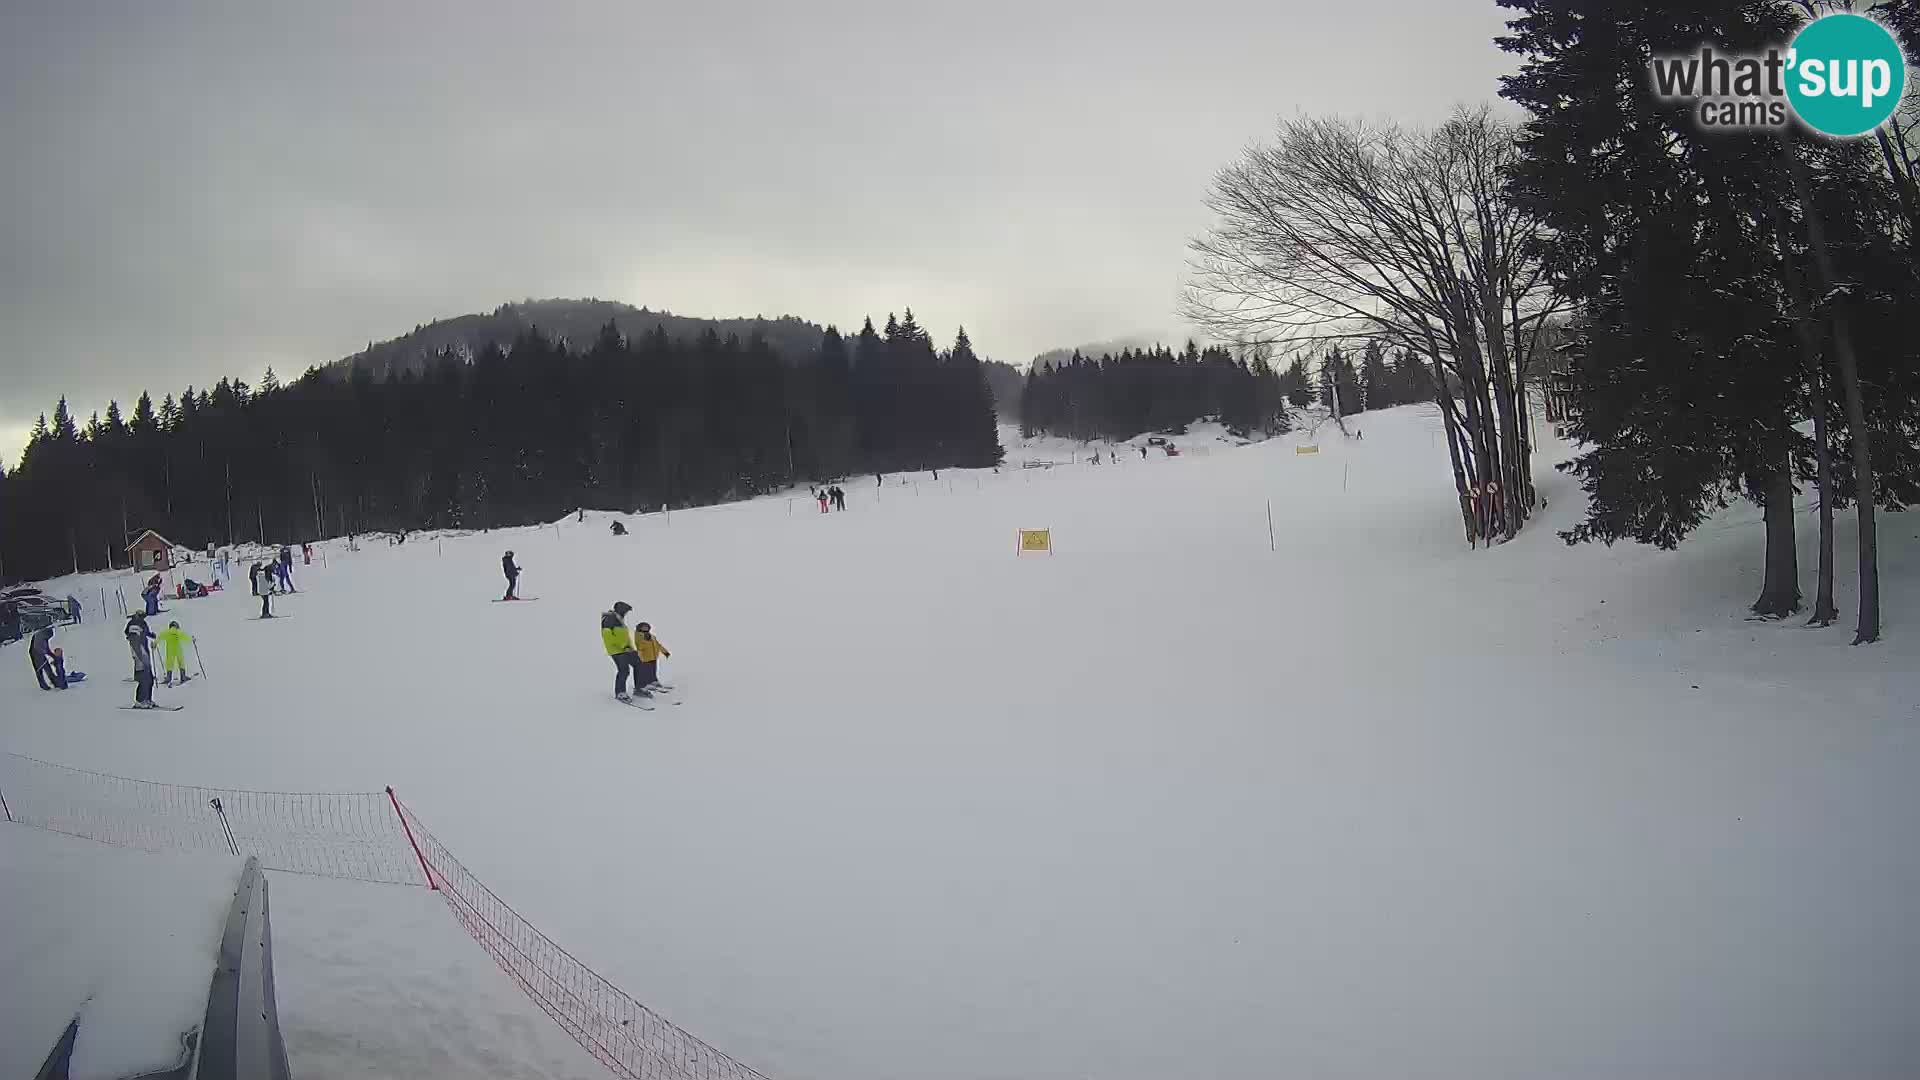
601;601;643;701
501;550;521;601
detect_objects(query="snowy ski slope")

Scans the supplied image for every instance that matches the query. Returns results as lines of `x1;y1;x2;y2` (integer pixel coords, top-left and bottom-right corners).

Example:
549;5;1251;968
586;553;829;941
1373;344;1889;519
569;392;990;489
4;404;1917;1080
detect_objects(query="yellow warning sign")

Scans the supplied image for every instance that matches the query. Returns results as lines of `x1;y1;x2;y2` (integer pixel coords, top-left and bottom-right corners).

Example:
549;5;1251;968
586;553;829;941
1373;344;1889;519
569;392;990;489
1295;445;1320;455
1017;529;1052;555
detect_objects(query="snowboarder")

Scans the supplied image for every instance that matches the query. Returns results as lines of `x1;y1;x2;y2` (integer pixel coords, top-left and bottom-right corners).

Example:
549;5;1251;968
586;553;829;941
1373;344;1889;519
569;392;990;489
157;620;194;686
501;551;522;600
632;621;671;692
142;573;163;616
125;613;157;707
601;601;644;700
610;520;628;536
29;625;66;690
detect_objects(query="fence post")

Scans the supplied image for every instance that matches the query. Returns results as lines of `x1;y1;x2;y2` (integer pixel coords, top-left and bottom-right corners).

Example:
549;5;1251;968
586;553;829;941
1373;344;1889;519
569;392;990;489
208;797;240;856
1267;500;1276;552
387;787;436;889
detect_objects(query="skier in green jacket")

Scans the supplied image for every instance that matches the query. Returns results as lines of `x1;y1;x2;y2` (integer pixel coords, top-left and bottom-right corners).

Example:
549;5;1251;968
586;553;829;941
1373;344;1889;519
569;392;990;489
157;621;194;686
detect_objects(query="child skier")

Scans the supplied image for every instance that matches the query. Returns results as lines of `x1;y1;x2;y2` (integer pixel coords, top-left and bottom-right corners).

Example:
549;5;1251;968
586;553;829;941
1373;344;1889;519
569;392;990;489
601;601;642;700
142;573;163;616
157;620;194;686
633;621;671;692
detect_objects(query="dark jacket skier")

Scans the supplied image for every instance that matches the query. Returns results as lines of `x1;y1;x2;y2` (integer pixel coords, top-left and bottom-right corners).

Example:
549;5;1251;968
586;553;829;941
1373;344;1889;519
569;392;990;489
29;626;64;690
126;614;157;706
502;551;521;600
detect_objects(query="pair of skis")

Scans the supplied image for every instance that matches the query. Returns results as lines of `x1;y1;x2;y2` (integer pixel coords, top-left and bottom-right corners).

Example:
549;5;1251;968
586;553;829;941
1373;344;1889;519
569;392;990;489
617;682;680;711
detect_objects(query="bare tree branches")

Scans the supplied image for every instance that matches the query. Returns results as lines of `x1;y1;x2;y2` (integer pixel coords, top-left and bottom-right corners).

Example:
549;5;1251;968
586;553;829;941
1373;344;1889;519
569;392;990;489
1185;106;1566;544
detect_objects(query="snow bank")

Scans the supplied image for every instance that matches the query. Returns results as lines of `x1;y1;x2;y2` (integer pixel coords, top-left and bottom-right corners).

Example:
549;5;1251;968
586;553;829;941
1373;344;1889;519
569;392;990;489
0;826;238;1080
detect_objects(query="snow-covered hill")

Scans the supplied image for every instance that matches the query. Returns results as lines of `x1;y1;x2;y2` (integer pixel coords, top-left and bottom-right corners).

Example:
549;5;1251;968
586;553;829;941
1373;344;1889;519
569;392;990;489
4;404;1916;1079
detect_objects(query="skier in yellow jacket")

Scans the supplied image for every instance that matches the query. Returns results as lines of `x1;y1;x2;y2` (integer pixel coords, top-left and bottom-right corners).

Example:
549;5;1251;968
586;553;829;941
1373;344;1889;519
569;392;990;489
601;602;643;700
632;622;671;692
156;620;194;686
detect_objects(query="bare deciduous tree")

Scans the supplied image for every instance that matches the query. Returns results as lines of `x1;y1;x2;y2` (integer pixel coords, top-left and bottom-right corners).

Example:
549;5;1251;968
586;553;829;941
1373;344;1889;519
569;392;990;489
1185;106;1565;545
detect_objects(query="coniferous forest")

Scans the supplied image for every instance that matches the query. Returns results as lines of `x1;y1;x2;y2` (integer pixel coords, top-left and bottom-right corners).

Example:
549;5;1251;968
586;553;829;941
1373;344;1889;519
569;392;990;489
1017;339;1434;442
1017;342;1290;441
0;310;1001;580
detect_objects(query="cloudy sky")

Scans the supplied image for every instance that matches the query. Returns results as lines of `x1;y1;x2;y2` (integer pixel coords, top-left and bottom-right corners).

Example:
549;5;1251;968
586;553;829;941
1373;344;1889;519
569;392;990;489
1;2;1519;467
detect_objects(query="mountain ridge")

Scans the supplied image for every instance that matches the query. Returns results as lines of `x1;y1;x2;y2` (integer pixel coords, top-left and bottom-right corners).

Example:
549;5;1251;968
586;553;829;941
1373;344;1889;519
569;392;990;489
328;298;831;380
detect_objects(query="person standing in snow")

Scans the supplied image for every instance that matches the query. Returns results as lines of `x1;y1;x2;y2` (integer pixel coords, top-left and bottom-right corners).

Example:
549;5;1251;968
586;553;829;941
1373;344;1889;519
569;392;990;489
29;625;66;690
816;490;830;514
142;573;164;616
632;621;671;692
277;545;296;592
250;562;272;618
157;620;194;686
831;485;846;511
501;550;521;600
601;601;644;700
126;613;157;707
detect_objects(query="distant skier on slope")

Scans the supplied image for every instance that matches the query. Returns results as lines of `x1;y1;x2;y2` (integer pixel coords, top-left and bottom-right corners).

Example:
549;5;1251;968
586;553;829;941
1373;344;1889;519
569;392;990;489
125;613;157;708
816;490;830;514
157;620;194;686
610;520;627;536
632;621;671;692
831;485;846;511
601;601;644;700
277;544;296;592
142;573;163;616
501;551;522;600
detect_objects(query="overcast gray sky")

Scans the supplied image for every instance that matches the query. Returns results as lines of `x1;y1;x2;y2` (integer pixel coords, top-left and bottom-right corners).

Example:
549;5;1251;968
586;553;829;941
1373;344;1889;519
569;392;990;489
0;1;1518;467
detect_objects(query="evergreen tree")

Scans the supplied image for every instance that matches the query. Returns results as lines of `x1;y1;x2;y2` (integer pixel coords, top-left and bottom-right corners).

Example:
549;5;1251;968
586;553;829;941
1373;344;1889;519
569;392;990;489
943;328;1005;467
1358;340;1394;410
51;398;78;442
1280;357;1314;409
129;392;156;436
1501;0;1811;617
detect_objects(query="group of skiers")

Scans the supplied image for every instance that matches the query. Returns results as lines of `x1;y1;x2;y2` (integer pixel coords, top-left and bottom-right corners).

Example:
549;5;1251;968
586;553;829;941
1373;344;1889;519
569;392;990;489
27;624;71;690
120;611;196;708
600;601;670;701
248;546;299;617
814;485;848;513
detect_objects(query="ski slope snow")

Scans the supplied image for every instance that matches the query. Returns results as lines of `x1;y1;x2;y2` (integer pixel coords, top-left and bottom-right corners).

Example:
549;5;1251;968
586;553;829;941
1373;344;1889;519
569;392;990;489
4;404;1917;1079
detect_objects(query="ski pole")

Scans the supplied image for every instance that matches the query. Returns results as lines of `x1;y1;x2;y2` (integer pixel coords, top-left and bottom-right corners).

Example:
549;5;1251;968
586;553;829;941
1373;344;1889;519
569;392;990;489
193;639;208;680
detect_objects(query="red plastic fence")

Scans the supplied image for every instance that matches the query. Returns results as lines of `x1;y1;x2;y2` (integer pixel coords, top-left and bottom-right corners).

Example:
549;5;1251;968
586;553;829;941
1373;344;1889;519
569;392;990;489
0;753;428;885
0;752;773;1080
394;798;773;1080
